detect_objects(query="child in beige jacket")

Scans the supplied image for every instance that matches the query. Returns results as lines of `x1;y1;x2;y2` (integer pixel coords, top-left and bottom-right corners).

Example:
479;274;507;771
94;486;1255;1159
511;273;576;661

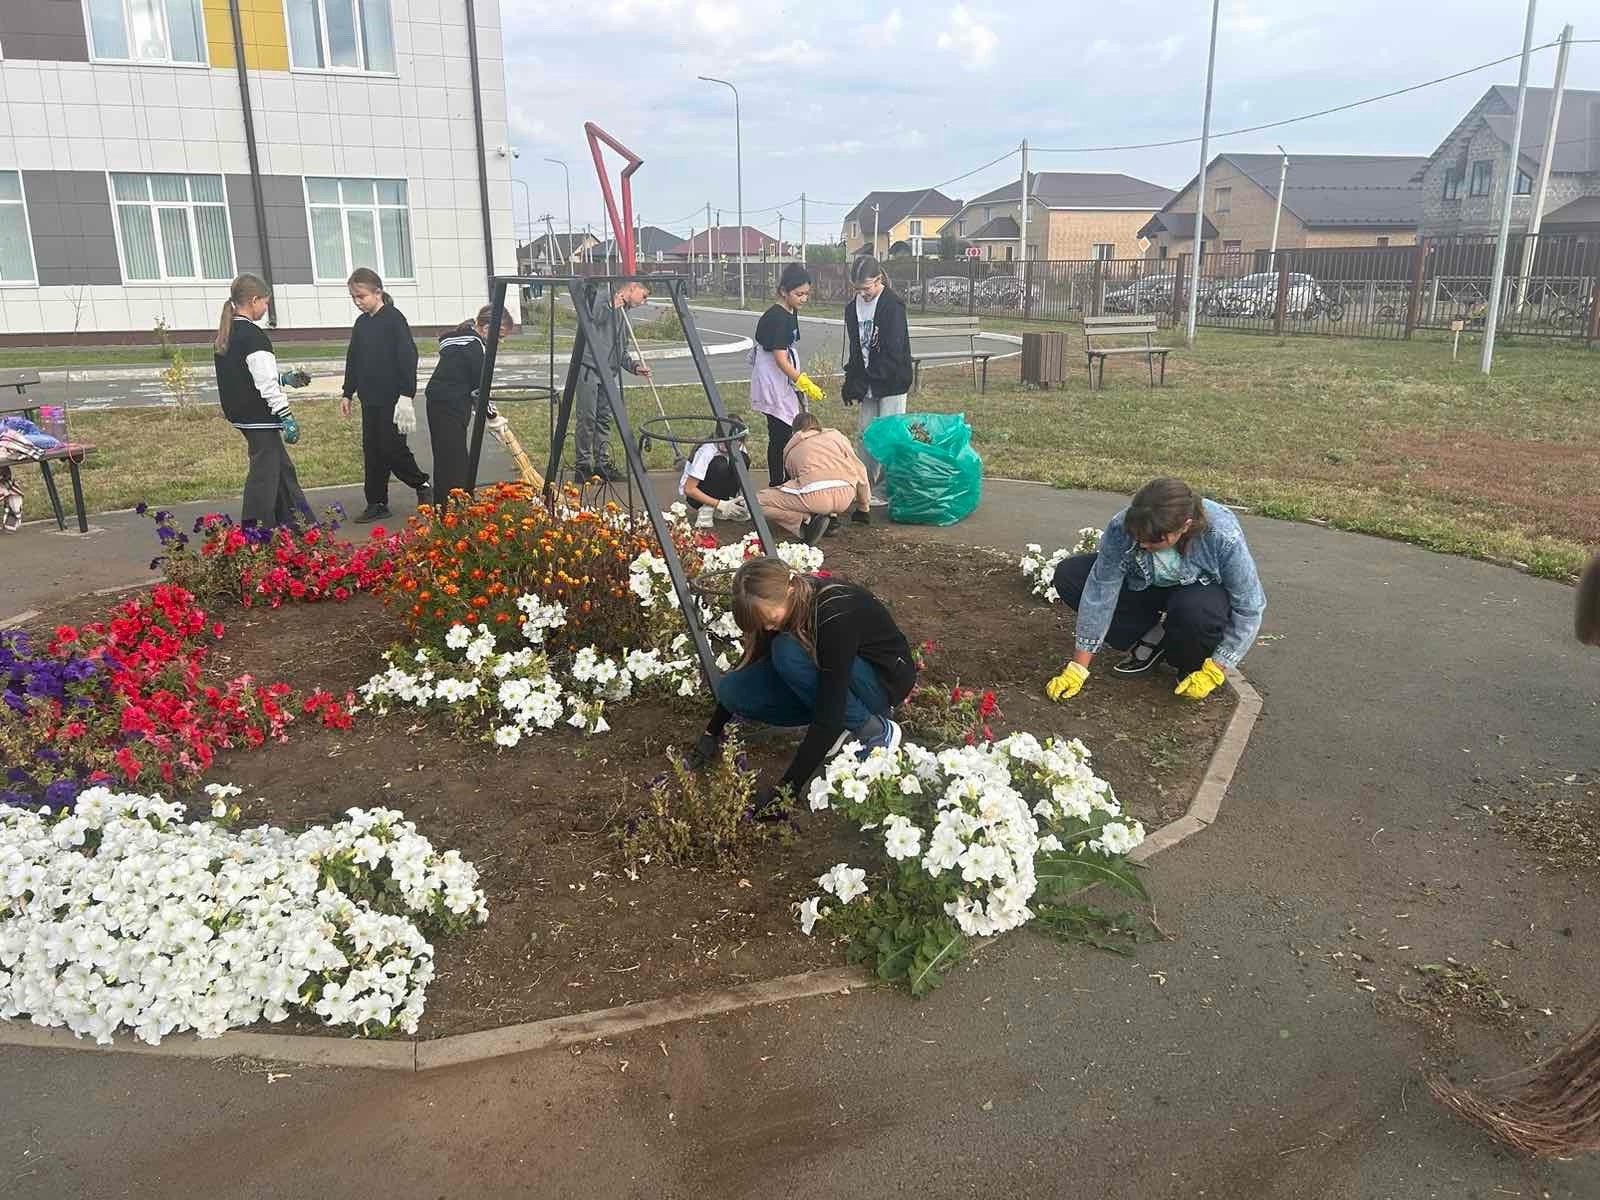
757;414;871;543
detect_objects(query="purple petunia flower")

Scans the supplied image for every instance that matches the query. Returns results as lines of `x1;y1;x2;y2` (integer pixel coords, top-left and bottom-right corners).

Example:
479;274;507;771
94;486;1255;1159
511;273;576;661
134;501;149;515
44;778;79;808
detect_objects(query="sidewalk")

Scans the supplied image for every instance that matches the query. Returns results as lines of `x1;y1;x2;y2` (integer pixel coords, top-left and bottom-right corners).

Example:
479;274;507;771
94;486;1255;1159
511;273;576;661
2;482;1597;1199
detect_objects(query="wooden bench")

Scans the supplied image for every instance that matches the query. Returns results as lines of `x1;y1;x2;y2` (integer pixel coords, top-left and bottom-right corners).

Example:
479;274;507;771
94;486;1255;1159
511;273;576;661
1083;316;1172;391
907;316;994;394
0;368;94;533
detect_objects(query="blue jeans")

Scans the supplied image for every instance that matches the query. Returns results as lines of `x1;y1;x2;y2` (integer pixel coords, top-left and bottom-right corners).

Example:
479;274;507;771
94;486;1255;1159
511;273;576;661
716;633;890;729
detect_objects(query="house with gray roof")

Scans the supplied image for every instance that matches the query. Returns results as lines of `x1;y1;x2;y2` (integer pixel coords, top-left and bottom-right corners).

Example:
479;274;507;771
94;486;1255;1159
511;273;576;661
943;172;1175;262
841;189;962;258
1414;85;1600;237
1139;153;1426;261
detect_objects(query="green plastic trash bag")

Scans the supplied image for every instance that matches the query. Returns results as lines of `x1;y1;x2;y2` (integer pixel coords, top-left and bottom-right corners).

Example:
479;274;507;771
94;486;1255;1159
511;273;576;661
861;411;983;526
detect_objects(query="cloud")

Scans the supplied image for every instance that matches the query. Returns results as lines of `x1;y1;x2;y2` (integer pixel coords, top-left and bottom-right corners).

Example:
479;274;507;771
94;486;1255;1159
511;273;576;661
1155;34;1183;63
1082;38;1116;62
936;5;998;71
745;39;827;66
766;139;866;160
858;9;904;47
507;103;548;143
692;1;740;37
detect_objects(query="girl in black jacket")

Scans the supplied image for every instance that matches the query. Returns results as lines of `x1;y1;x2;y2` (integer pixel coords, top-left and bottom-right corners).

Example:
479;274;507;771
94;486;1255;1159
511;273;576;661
841;257;912;506
213;273;308;529
341;267;429;522
425;305;513;498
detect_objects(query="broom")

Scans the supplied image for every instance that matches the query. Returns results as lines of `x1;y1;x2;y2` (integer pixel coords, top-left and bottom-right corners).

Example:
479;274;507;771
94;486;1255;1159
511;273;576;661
1429;553;1600;1158
487;415;543;489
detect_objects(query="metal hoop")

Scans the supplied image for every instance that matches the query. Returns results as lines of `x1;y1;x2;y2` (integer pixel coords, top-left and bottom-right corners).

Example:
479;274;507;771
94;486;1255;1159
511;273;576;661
636;414;749;456
689;566;739;599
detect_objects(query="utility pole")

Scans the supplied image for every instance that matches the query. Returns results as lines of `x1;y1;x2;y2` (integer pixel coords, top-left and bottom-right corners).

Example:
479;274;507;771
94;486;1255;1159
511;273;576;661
1018;138;1029;310
801;193;807;264
715;207;722;282
871;202;880;258
511;178;534;271
698;76;744;308
1268;145;1288;266
544;157;572;269
1481;0;1539;375
1185;0;1221;346
705;202;713;282
778;211;785;259
1517;21;1572;312
688;225;695;279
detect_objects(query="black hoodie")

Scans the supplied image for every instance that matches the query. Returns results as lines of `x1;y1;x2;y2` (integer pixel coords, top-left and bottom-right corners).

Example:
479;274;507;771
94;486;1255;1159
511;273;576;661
425;322;484;423
342;301;418;408
842;288;913;402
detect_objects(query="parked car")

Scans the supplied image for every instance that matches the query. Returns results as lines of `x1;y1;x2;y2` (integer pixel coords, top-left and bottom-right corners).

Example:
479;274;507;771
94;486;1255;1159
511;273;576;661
1205;272;1334;319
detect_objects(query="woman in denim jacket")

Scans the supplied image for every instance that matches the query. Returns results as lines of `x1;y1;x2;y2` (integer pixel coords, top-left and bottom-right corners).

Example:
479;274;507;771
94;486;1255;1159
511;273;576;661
1045;477;1265;702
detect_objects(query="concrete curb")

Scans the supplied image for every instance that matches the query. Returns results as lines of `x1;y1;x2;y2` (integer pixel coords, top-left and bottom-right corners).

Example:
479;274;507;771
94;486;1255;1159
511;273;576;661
0;579;1262;1073
685;302;1026;349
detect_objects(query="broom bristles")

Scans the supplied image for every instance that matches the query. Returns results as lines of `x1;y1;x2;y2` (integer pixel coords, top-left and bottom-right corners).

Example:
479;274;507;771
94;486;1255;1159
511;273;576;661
1429;1017;1600;1157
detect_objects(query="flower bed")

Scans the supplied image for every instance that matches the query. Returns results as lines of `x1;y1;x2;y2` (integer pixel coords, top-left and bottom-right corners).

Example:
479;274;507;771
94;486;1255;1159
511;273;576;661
0;786;484;1044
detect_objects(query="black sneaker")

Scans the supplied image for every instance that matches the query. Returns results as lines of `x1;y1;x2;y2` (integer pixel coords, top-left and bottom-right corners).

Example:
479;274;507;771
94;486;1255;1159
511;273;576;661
596;461;627;483
353;503;391;524
800;514;829;546
572;466;596;485
851;509;871;526
415;481;433;507
1112;623;1167;676
824;515;842;536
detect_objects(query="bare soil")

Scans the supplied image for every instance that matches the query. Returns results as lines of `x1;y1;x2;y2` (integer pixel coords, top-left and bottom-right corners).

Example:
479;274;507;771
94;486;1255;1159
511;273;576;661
33;537;1234;1038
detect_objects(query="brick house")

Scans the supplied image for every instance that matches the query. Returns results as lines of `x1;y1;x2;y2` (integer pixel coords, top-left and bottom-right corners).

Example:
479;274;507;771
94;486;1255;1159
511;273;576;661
1415;85;1600;237
841;189;961;258
943;173;1175;261
1140;154;1425;260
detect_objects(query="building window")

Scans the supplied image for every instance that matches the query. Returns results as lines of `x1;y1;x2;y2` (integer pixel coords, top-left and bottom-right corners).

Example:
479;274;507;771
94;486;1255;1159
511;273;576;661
0;172;38;285
1515;170;1533;196
1442;168;1462;201
111;173;234;282
85;0;207;64
1004;245;1013;262
956;219;965;237
1222;240;1241;253
1092;243;1115;261
1157;244;1168;259
1376;236;1390;248
984;244;992;261
1214;187;1232;214
908;219;923;237
983;207;991;222
286;0;396;73
1468;160;1493;197
305;177;413;280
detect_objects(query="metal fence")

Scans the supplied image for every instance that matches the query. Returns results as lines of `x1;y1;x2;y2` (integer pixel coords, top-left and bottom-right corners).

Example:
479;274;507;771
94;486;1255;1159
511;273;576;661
539;235;1600;343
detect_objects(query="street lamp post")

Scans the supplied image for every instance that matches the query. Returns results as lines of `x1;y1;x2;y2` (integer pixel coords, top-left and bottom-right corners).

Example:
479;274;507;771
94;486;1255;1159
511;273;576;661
698;75;744;309
544;157;573;271
511;178;534;272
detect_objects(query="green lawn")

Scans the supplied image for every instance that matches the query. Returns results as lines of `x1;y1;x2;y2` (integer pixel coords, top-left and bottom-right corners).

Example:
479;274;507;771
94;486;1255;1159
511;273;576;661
55;330;1600;578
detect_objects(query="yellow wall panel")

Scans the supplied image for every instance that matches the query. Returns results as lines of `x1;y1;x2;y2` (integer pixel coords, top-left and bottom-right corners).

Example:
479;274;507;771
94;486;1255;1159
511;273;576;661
200;0;290;72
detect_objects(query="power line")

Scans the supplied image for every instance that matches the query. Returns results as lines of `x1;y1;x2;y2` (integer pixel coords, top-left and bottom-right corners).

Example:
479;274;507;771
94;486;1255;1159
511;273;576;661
1032;39;1592;154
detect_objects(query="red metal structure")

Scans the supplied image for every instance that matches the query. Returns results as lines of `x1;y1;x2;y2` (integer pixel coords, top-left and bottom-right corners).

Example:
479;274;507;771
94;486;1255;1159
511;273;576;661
584;122;642;273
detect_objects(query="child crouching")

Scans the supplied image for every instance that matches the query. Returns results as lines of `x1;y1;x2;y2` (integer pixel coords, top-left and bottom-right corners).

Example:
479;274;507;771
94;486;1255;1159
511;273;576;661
756;413;870;544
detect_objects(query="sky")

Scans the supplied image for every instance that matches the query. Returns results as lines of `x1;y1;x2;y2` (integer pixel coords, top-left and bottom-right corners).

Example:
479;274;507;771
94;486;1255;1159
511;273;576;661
499;0;1599;246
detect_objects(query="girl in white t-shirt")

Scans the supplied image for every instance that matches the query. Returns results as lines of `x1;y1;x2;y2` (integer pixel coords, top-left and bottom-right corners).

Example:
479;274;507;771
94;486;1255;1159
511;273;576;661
680;438;752;530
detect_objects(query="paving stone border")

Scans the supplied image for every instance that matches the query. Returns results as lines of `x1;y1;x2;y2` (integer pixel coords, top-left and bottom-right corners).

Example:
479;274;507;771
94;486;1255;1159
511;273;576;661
0;587;1262;1072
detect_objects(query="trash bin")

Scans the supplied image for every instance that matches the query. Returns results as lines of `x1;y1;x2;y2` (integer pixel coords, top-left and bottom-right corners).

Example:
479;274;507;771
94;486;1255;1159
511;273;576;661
1021;331;1066;388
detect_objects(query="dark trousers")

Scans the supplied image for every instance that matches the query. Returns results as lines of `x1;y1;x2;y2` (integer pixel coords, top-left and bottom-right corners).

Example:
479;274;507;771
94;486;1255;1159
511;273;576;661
686;452;745;510
360;400;427;506
765;414;793;487
426;396;469;499
239;427;308;529
1052;553;1229;674
716;633;891;729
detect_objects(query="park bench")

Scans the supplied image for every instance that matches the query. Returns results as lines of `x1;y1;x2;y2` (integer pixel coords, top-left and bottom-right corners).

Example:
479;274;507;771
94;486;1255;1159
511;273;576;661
907;316;994;394
0;368;93;533
1082;315;1171;391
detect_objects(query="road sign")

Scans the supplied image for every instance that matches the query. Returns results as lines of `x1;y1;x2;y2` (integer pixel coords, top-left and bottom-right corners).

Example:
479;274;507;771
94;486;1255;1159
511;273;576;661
963;247;981;258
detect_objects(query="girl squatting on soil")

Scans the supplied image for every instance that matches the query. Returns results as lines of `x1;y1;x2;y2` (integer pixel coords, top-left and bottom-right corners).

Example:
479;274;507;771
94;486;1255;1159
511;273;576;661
342;268;430;522
691;557;918;817
842;256;913;507
1046;477;1266;703
751;264;827;487
213;273;311;529
425;305;515;499
756;413;872;546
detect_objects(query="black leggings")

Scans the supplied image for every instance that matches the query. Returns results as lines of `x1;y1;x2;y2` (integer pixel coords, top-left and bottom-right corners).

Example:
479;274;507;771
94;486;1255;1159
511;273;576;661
765;414;792;487
426;396;469;498
1052;553;1229;674
361;400;427;506
686;451;747;509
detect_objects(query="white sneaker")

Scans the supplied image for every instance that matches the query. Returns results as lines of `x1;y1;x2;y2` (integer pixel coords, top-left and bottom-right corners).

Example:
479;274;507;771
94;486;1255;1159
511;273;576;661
694;505;715;530
869;495;889;508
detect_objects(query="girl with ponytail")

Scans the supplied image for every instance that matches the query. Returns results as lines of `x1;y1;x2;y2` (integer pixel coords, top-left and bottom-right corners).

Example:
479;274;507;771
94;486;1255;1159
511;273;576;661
212;273;310;528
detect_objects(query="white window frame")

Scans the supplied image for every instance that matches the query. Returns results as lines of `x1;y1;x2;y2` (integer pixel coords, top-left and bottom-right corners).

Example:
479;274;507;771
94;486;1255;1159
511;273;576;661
0;171;40;288
1214;186;1232;214
108;172;236;285
303;176;415;282
908;219;923;237
284;0;398;76
81;0;210;67
1092;243;1116;261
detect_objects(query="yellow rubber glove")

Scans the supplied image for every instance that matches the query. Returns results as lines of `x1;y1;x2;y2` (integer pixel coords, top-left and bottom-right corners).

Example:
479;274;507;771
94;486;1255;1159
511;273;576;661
1045;661;1090;702
1174;659;1227;700
794;373;826;404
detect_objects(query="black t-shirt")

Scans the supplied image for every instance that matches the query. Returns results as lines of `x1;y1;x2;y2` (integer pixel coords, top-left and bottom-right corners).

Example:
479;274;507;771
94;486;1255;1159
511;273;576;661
754;303;800;366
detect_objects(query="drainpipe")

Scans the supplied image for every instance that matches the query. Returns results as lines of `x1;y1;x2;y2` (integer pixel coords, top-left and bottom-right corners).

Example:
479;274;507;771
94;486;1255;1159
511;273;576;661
463;0;497;298
227;0;276;326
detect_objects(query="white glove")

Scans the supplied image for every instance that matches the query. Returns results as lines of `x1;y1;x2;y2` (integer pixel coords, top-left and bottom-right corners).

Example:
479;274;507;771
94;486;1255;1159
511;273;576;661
393;396;417;436
486;413;508;432
715;497;750;521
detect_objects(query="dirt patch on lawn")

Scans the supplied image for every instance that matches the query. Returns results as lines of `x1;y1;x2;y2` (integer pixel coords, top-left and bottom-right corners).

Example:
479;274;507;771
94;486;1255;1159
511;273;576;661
24;537;1233;1038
